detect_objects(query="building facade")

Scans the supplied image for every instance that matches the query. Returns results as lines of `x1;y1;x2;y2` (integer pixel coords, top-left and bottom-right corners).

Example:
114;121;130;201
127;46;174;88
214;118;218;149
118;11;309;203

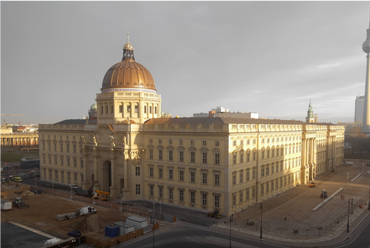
39;38;344;216
355;95;365;124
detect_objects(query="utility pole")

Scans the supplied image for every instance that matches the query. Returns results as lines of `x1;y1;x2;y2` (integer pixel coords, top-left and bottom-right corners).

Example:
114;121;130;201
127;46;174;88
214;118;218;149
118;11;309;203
260;203;263;239
229;214;233;248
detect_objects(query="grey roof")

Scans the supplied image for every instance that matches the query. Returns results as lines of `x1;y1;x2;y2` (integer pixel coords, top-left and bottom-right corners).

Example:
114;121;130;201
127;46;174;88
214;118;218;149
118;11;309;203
54;119;87;125
144;117;335;126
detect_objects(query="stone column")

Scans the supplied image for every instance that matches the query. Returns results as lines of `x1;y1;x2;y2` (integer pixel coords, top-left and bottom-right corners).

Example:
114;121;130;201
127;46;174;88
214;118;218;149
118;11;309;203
110;148;118;198
93;148;100;190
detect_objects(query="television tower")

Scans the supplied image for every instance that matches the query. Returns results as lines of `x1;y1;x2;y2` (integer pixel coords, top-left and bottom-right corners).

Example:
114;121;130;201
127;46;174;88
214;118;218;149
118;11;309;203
362;20;370;134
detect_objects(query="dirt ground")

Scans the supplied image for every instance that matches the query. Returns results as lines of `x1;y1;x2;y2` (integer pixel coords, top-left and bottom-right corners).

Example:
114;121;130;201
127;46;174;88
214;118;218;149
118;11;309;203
1;183;127;240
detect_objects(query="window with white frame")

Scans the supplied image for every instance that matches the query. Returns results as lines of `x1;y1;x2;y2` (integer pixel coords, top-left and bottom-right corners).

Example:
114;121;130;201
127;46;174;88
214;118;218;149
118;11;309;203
136;184;140;195
169;169;173;180
150;186;154;196
158;150;163;160
214;153;220;165
215;195;220;208
240;172;243;183
149;149;153;160
190;171;195;183
135;167;140;176
202;173;207;184
179;190;184;202
159;187;163;198
159;168;163;178
179;171;184;181
202;193;207;206
149;167;154;177
202;153;207;164
169;188;173;200
168;151;173;161
191;192;195;204
179;151;184;162
190;152;195;163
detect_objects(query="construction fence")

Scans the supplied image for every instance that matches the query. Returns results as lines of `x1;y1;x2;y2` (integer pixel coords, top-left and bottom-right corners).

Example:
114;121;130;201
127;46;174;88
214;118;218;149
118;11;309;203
85;223;159;248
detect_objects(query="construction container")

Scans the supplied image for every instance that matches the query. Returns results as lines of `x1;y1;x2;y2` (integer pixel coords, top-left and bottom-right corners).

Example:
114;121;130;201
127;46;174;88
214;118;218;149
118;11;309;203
113;221;135;235
105;225;119;238
126;216;148;230
1;200;12;210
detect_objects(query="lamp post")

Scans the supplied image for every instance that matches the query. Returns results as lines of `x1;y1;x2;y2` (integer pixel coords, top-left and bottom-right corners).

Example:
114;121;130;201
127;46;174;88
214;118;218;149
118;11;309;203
229;214;233;248
260;203;263;240
152;202;156;248
347;173;349;186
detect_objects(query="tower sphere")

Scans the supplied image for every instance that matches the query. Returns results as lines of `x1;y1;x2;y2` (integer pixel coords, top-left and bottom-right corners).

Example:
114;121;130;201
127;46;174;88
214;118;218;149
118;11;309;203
362;38;370;53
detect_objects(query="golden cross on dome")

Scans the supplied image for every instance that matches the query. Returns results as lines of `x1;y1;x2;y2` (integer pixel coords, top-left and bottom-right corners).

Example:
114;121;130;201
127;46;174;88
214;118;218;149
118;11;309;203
127;32;130;43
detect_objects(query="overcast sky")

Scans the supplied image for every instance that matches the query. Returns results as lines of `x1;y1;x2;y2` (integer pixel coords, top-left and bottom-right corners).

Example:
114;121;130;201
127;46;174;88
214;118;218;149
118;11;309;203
1;1;369;125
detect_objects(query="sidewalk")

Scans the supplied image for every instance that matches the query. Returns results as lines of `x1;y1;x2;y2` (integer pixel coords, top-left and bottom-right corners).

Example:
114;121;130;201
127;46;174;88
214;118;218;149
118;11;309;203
214;161;370;245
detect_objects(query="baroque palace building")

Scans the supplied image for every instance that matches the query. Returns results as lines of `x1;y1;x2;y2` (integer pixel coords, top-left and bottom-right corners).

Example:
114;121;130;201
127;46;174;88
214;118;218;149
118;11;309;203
39;37;344;216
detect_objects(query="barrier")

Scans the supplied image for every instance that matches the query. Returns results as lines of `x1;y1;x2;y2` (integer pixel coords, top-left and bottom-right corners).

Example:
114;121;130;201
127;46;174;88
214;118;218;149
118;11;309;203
312;188;343;211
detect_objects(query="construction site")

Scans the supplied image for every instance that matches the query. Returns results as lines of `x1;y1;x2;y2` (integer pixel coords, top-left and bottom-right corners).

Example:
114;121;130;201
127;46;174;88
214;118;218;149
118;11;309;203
1;181;160;248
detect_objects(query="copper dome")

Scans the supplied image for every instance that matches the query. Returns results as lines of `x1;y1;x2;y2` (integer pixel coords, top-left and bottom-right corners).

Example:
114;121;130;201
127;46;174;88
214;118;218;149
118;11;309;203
101;39;156;92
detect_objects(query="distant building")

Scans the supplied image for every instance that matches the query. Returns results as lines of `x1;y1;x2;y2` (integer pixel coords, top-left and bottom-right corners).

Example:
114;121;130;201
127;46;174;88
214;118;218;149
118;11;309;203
305;100;318;123
194;106;258;119
354;96;364;124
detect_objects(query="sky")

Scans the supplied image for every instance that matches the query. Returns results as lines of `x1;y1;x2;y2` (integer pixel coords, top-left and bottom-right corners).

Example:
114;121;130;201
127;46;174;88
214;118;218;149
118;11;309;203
1;1;369;125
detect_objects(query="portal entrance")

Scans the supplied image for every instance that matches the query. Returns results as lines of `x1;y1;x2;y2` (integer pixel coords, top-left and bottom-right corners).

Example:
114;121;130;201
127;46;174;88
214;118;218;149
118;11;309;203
102;160;112;192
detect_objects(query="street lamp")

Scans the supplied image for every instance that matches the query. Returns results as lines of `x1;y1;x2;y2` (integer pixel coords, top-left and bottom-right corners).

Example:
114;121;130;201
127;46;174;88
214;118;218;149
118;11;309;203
347;198;353;232
260;203;263;240
229;214;233;248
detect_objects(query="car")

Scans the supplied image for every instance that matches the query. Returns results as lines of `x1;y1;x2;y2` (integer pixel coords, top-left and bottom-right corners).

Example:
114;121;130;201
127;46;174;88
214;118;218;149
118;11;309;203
67;230;81;237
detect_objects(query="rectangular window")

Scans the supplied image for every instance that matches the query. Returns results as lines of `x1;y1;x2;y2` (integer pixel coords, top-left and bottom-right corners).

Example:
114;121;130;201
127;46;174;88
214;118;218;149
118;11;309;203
169;139;172;145
240;192;243;203
73;158;77;167
179;190;184;202
191;140;194;146
277;149;279;156
135;167;140;176
214;153;220;165
150;186;154;196
80;159;83;168
233;155;237;164
135;105;138;113
169;169;173;180
66;144;69;152
67;157;70;166
214;174;220;185
127;105;131;113
262;151;265;159
233;174;236;185
247;152;250;162
233;140;237;146
190;172;195;183
61;157;64;166
252;170;255;179
159;168;163;178
190;152;195;163
246;171;250;181
240;172;243;183
149;149;153;160
215;141;219;146
202;153;207;164
202;173;207;184
159;139;162;144
266;182;269;193
261;184;264;195
149;167;154;177
271;165;274;174
179;140;183;145
179;151;184;162
253;151;256;161
159;187;163;198
136;184;140;195
261;168;265;177
271;180;274;191
240;154;244;163
203;141;207;146
252;187;255;198
215;195;220;208
169;188;173;200
119;105;123;113
267;150;270;158
191;192;195;204
179;171;184;181
60;143;63;152
266;166;269;176
159;150;163;160
169;151;173;161
233;195;236;206
202;193;207;206
272;149;275;157
276;179;279;189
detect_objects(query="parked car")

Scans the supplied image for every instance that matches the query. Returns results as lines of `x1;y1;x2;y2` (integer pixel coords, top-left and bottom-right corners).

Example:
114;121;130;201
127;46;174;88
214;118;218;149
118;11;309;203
67;230;81;237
